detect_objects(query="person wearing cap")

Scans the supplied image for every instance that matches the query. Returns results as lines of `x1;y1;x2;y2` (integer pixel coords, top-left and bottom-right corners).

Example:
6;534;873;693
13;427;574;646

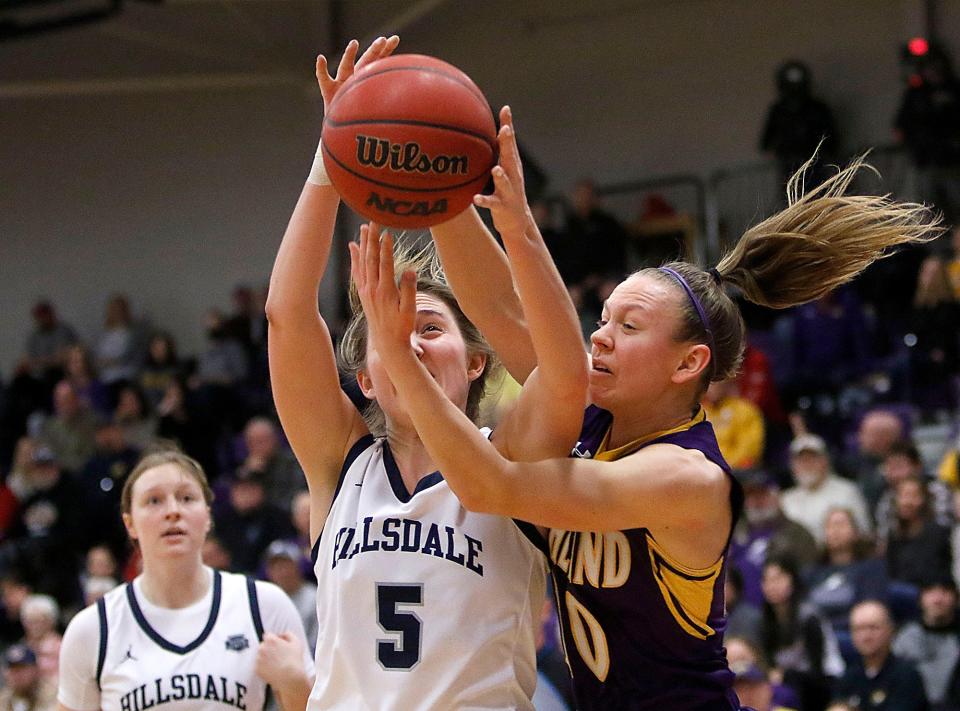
834;600;929;711
263;540;317;652
731;660;798;711
781;433;871;545
893;576;960;707
0;642;56;711
729;468;818;607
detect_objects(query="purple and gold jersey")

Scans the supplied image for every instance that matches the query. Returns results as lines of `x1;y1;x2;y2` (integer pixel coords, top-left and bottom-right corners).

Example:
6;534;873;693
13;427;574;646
544;405;744;710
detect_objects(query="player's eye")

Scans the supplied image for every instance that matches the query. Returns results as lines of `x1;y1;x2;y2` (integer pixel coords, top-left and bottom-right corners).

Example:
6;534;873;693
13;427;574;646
595;319;608;328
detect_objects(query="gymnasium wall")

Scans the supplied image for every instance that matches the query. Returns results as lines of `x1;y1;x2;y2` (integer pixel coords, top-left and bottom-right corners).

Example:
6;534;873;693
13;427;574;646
2;0;958;374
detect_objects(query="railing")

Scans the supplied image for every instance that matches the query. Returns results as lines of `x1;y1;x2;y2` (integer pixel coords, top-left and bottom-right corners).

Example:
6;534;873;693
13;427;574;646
569;144;918;267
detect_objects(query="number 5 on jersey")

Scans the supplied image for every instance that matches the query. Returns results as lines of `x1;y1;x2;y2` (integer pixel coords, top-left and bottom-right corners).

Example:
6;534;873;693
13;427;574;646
376;583;423;670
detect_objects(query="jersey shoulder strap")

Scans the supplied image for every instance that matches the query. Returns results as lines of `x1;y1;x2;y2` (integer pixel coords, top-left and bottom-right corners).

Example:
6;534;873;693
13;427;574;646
96;594;109;689
245;576;264;642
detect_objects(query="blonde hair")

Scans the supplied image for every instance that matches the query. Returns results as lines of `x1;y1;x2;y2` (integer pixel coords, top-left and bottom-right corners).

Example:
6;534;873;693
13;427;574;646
645;154;941;386
120;449;214;515
337;235;498;436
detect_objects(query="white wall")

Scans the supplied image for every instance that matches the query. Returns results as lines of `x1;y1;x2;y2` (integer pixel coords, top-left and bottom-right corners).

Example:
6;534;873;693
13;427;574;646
2;0;958;374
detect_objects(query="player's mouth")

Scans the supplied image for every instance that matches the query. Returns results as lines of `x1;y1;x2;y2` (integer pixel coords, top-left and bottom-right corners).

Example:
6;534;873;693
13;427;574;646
591;359;612;375
162;527;187;539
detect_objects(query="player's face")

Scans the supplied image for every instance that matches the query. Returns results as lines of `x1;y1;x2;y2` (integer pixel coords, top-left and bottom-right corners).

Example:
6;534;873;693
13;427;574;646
589;273;699;415
360;292;485;428
123;463;211;561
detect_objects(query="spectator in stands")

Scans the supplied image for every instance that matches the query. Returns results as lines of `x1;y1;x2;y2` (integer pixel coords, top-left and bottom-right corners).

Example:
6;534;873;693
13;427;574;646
730;468;819;606
239;417;305;513
23;300;77;385
94;294;142;389
886;476;952;588
19;595;60;682
138;332;182;409
10;446;83;606
760;556;844;711
81;577;116;607
875;440;952;542
62;344;109;418
703;379;765;469
201;533;232;571
895;43;960;225
893;576;960;708
727;566;762;646
761;60;838;188
0;574;30;651
834;600;929;711
40;380;99;473
78;423;140;558
909;256;960;411
195;309;249;388
154;377;216;477
112;382;157;452
781;434;872;544
787;288;873;405
560;178;628;320
726;636;802;710
807;508;887;637
81;545;118;587
263;540;317;653
845;409;907;516
731;660;798;711
0;643;56;711
946;225;960;298
952;489;960;589
213;468;293;574
194;309;249;433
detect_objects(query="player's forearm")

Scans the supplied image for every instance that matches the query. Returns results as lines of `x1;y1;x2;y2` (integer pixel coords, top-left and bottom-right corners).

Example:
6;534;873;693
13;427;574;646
383;349;513;511
274;674;312;711
265;183;340;322
499;217;587;401
431;208;536;381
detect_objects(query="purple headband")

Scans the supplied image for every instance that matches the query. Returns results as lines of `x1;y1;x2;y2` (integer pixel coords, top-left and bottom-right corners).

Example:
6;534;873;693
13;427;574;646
657;267;716;361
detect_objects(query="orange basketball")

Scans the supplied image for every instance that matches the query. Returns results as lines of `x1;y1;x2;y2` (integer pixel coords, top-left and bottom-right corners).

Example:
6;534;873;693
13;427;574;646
322;54;497;229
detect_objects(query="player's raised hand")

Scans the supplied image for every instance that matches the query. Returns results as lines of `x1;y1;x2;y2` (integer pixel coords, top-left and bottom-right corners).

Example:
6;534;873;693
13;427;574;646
316;35;400;111
473;106;536;243
349;223;417;360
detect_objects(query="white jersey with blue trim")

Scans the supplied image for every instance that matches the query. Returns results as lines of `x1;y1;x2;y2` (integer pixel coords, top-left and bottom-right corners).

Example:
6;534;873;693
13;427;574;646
311;433;547;711
58;568;311;711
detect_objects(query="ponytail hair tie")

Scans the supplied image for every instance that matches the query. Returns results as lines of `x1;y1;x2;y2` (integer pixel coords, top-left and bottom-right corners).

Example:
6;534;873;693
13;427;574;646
708;267;723;286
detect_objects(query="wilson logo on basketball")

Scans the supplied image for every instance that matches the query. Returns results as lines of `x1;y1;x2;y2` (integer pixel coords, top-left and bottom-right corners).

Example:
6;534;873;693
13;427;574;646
355;135;469;175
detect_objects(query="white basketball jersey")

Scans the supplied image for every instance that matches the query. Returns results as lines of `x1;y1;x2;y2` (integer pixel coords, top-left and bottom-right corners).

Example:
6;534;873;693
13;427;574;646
311;434;547;711
96;570;268;711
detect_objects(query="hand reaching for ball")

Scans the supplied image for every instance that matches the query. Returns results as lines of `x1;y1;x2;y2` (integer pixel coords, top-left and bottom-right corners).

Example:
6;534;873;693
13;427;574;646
474;106;537;244
316;36;400;112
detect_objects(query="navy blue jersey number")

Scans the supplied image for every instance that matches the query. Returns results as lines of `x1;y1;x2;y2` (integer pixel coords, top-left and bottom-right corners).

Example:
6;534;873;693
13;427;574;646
376;583;423;670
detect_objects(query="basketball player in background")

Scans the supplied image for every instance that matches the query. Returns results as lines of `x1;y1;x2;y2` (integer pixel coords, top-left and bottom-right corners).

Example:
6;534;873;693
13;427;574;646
358;105;942;709
56;450;314;711
266;37;587;708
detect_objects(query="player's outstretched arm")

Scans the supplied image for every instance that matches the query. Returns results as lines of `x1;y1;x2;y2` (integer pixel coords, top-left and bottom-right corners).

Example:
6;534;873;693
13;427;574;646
477;107;588;460
431;207;537;383
266;36;398;541
350;231;729;549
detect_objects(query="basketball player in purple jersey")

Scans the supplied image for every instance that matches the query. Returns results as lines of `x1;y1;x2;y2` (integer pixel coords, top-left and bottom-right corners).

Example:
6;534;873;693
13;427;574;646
358;102;941;709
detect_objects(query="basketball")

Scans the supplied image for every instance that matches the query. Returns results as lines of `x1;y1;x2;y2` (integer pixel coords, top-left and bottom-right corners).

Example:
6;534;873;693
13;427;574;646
321;54;498;229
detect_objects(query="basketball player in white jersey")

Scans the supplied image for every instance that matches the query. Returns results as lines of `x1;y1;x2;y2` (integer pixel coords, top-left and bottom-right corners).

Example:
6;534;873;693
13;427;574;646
57;451;314;711
266;37;587;709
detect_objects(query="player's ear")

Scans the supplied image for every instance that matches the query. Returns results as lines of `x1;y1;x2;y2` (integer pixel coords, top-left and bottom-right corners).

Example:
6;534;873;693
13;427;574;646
466;352;486;382
357;369;376;399
122;512;137;541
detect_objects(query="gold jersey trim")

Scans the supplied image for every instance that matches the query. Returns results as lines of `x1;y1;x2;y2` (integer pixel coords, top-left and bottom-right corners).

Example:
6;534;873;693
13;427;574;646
645;532;723;640
593;409;706;462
